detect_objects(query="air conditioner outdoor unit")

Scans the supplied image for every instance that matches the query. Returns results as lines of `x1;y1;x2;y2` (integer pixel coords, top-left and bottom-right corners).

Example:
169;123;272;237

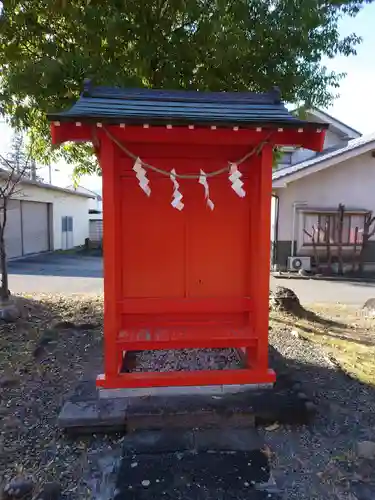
287;256;311;272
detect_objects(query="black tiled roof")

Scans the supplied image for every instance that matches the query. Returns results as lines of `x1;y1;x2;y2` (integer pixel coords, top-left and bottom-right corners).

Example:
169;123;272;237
47;82;328;129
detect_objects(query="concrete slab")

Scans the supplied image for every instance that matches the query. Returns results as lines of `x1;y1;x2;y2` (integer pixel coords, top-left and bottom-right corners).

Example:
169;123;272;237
114;449;280;500
122;430;196;455
59;359;316;434
58;398;128;434
99;383;273;400
121;428;263;455
125;392;257;432
192;428;264;452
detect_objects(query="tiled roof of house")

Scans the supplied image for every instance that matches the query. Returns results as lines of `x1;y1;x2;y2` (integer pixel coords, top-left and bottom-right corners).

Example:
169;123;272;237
48;82;327;129
273;131;375;182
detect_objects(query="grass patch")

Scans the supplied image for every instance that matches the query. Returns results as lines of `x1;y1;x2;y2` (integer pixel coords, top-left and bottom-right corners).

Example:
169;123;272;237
270;304;375;385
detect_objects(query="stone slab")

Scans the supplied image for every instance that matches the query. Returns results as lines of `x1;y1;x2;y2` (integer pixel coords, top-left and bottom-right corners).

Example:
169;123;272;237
59;362;316;434
192;428;264;452
114;450;280;500
58;398;128;434
122;430;196;455
125;392;257;432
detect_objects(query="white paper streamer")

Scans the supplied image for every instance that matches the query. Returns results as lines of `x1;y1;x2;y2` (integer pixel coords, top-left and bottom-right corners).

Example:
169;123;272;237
228;163;246;198
133;157;151;196
199;169;214;210
170;168;184;211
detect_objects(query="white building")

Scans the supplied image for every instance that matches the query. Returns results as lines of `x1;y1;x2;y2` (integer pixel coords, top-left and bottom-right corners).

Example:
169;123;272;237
272;109;375;271
65;185;102;213
65;185;103;244
2;175;93;258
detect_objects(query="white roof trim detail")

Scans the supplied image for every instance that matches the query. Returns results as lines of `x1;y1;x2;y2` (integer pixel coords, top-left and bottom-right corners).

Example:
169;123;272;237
306;108;362;139
0;169;95;198
273;132;375;188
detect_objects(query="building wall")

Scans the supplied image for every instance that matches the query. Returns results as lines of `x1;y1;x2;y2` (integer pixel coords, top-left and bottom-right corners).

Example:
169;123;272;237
88;196;102;213
274;150;375;268
323;128;349;150
11;184;90;250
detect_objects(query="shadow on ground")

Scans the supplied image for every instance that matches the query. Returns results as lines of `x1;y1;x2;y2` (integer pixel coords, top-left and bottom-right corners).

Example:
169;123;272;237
265;335;375;500
82;342;375;500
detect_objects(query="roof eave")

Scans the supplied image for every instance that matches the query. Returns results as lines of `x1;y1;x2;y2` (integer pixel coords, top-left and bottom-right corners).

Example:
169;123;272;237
272;138;375;186
308;108;362;138
47;113;329;130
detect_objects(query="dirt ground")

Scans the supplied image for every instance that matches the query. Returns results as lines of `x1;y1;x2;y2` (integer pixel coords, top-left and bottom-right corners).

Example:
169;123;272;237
1;294;375;499
270;303;375;385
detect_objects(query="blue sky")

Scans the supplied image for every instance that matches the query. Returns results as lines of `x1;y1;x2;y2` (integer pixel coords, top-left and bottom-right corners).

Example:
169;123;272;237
1;3;375;192
323;2;375;134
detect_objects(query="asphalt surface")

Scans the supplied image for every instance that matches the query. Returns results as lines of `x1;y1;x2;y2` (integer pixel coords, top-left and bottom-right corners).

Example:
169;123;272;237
270;276;375;306
8;253;103;295
7;253;375;305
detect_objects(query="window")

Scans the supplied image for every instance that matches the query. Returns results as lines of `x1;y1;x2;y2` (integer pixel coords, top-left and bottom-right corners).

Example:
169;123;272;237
302;212;365;246
278;151;293;167
61;216;73;232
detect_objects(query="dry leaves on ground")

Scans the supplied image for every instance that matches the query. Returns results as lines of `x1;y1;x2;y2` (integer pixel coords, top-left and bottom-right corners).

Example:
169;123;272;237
0;294;112;498
270;303;375;386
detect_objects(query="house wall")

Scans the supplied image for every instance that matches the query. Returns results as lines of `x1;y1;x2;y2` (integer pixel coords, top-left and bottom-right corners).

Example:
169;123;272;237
88;196;103;213
11;184;90;250
274;150;375;268
323;128;349;150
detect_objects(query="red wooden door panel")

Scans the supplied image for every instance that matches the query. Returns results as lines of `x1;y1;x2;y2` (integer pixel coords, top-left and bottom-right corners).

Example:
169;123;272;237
121;177;185;298
186;178;250;297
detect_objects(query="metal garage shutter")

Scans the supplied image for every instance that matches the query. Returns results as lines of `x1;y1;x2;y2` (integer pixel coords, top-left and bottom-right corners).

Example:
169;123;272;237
21;201;50;255
89;219;103;242
4;200;23;258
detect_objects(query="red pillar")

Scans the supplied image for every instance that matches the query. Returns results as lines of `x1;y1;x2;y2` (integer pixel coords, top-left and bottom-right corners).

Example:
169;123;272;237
254;144;273;370
98;136;122;385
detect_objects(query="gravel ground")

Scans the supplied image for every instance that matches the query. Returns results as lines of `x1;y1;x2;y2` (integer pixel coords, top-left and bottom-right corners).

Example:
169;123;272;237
0;294;123;499
1;294;375;499
134;348;241;371
264;324;375;500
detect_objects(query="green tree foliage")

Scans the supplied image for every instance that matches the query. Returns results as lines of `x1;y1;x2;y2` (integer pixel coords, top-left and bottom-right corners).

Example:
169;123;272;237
0;0;371;176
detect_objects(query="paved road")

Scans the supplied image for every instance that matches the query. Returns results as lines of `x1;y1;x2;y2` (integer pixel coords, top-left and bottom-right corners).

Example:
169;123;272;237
7;253;375;305
270;276;375;306
8;253;103;295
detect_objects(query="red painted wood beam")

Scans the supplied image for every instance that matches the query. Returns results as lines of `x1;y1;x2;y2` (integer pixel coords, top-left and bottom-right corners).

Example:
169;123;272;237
116;337;257;351
120;297;252;314
50;123;326;152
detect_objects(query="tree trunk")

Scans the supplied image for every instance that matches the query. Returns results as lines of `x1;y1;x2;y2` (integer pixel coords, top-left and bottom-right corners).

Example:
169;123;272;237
0;229;9;301
324;216;332;273
0;201;9;301
337;204;345;275
352;226;359;273
312;225;320;273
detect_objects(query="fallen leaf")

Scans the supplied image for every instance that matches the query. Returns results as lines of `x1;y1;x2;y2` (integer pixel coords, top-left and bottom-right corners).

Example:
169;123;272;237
261;445;275;460
265;423;279;431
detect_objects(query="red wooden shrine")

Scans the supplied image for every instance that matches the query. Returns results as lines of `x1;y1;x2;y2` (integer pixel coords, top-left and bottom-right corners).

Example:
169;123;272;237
49;84;327;389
